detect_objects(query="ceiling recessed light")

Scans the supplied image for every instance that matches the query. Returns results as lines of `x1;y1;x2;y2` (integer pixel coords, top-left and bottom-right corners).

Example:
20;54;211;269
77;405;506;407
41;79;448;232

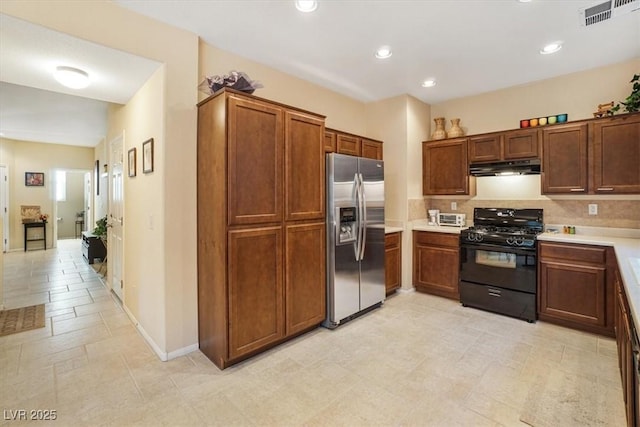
295;0;317;12
517;0;533;3
540;42;563;55
54;66;90;89
375;46;392;59
421;79;436;88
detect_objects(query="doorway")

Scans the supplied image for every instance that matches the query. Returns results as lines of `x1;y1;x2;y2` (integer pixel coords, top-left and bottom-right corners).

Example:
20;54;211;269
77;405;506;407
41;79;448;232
55;169;90;241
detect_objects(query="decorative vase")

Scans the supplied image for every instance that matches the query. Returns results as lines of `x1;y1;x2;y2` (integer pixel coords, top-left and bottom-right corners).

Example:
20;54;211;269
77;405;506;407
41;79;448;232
448;118;464;138
431;117;447;140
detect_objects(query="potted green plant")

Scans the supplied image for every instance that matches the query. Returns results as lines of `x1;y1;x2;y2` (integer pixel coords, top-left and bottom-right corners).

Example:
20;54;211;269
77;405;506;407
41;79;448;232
611;74;640;114
93;215;108;240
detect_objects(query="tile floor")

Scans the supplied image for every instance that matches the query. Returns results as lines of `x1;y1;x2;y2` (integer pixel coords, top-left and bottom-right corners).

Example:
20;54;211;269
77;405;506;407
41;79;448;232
0;240;626;426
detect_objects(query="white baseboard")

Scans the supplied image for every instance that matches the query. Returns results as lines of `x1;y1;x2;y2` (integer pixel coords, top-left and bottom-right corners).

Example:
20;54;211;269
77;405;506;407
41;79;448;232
398;287;416;294
122;303;198;362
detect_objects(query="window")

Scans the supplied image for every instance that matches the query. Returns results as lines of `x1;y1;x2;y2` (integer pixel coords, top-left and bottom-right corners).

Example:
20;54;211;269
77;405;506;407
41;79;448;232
56;170;66;201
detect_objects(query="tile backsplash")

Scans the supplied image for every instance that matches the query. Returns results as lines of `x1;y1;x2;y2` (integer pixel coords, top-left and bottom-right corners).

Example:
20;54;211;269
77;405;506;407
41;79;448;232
410;198;640;229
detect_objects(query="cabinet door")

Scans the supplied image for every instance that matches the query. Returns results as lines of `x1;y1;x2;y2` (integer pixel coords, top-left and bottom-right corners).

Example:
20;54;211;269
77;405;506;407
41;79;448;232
228;227;284;359
285;222;326;335
361;139;383;160
324;130;336;153
227;96;283;225
413;232;460;299
336;133;361;156
542;123;588;194
468;133;502;163
538;260;606;327
422;138;469;195
285;111;325;221
591;114;640;194
385;232;401;294
503;128;540;160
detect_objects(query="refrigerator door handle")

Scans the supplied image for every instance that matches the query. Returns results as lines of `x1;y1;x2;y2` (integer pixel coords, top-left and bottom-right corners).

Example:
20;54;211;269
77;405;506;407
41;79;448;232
353;173;361;261
358;173;367;261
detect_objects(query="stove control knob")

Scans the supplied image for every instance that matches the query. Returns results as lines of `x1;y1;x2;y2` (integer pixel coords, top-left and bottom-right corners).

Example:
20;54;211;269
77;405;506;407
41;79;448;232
476;233;483;242
506;237;515;245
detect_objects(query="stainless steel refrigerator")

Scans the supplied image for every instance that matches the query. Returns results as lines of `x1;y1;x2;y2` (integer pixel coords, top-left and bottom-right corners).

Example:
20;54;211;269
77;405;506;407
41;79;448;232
323;153;385;328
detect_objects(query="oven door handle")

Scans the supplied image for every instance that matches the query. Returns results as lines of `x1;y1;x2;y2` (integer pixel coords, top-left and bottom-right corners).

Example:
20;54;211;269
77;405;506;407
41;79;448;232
460;242;536;256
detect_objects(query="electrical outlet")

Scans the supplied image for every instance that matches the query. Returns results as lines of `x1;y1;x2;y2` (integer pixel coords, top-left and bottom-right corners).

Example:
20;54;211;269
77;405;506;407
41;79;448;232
451;202;457;211
588;204;598;215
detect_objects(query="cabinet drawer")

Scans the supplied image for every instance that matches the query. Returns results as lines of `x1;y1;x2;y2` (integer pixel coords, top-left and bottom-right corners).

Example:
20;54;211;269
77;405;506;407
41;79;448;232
385;232;400;248
539;242;606;265
414;231;458;248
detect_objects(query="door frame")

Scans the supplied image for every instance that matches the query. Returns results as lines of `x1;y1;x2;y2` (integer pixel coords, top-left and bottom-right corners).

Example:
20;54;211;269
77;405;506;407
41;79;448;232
0;165;9;252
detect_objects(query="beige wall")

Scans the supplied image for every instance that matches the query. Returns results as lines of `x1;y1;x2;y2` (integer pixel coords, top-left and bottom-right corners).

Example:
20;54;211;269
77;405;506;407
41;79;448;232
198;42;367;134
431;58;640;135
107;66;167;350
0;138;94;250
1;0;199;358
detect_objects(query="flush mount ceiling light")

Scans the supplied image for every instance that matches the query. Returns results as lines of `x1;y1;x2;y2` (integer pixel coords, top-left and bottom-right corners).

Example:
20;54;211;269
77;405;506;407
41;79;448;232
54;66;90;89
540;42;563;55
295;0;317;12
375;46;392;59
421;79;436;88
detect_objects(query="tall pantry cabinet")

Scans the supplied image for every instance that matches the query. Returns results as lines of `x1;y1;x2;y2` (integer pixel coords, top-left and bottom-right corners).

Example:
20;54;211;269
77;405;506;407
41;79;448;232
197;89;326;369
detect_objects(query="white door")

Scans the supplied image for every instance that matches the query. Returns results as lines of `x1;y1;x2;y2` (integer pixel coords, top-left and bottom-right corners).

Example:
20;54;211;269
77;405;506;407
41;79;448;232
84;172;91;235
0;166;8;252
109;134;125;301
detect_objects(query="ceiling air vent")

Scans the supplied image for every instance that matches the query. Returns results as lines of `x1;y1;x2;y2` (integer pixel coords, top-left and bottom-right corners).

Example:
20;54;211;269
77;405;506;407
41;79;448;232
580;0;639;26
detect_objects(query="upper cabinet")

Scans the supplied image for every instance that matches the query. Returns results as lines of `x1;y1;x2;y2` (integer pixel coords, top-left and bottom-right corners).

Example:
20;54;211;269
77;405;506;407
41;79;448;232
422;138;471;195
591;113;640;194
326;128;383;160
468;129;540;163
541;113;640;194
503;128;540;160
361;138;383;160
542;122;588;194
336;133;361;156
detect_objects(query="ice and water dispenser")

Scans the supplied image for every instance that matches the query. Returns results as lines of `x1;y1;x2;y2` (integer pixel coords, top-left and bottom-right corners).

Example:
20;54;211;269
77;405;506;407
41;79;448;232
336;206;357;244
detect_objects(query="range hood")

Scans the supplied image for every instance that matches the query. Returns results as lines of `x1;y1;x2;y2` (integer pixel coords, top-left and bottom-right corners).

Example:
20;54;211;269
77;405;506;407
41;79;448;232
469;159;541;177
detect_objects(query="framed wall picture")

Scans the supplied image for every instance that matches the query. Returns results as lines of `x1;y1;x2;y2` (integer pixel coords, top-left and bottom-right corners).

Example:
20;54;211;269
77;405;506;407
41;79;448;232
142;138;154;174
25;172;44;186
95;160;100;195
128;148;137;177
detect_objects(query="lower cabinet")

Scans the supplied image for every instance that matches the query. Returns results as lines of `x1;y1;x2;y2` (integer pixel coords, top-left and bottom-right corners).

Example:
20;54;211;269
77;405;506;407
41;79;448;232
413;231;460;299
285;222;326;335
385;232;402;295
615;267;639;427
538;241;614;337
228;227;284;359
204;222;325;368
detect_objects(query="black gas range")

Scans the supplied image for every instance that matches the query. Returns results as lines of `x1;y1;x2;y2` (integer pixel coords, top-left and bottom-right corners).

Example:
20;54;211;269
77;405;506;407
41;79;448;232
459;208;543;323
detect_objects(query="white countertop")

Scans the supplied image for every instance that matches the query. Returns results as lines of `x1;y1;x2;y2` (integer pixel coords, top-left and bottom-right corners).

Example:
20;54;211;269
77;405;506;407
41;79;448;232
411;219;466;234
539;226;640;333
385;226;404;234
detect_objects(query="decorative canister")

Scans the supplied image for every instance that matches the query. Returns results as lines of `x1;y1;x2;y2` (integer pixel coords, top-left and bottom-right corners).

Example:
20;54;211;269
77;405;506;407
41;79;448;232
432;117;447;140
448;118;464;138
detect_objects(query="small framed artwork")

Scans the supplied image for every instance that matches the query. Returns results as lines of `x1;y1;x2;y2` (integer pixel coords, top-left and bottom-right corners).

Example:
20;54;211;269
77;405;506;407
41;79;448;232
142;138;154;174
95;160;100;195
128;148;137;177
25;172;44;186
